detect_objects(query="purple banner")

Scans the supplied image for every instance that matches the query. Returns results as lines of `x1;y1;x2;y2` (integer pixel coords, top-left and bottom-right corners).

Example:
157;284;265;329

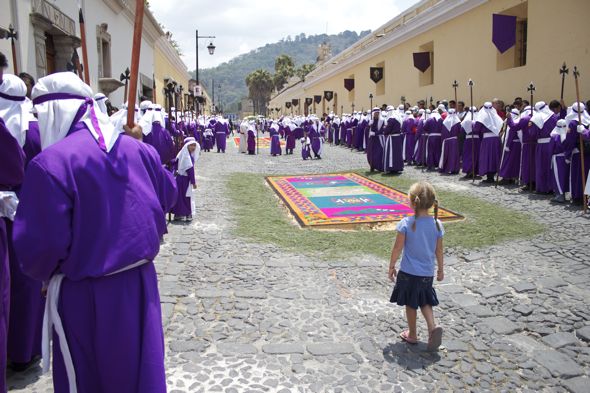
492;14;517;53
413;52;431;73
291;98;300;106
314;95;322;104
344;78;355;91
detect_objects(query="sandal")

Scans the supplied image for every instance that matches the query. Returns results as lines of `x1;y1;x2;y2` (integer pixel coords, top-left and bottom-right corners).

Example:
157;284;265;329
427;326;443;351
400;330;418;344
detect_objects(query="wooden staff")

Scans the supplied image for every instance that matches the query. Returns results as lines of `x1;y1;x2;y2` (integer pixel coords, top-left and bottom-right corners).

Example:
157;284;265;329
126;0;145;129
527;82;536;191
78;8;90;84
152;74;157;103
8;25;18;75
495;119;508;188
573;67;587;213
560;62;569;101
468;79;475;182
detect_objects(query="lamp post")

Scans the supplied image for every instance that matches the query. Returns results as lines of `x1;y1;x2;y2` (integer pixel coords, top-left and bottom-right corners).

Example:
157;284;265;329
369;93;373;109
195;30;216;115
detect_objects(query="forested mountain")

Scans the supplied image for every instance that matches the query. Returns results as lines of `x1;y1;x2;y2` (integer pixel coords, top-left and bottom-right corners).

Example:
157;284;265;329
194;30;370;113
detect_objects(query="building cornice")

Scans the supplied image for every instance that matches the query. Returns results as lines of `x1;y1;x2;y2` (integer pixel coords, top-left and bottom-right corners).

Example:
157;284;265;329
302;0;487;90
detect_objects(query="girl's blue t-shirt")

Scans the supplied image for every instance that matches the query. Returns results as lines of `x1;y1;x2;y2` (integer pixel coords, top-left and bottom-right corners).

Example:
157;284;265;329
397;216;444;277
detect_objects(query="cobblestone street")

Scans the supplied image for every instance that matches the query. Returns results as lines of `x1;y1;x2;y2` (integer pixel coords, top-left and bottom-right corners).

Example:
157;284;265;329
9;142;590;393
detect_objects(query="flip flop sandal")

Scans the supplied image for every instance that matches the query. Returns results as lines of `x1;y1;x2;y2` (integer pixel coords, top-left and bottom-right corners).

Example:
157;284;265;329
400;330;418;344
427;326;443;351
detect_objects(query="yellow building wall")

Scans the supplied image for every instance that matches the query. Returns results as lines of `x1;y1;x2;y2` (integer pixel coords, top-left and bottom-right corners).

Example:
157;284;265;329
153;47;190;109
271;0;590;115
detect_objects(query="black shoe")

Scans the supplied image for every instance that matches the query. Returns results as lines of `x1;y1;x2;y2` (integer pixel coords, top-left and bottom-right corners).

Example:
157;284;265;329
550;194;566;204
10;358;39;372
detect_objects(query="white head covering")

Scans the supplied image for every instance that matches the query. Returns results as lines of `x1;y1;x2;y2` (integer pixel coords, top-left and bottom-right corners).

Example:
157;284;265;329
462;108;477;134
443;109;460;131
475;102;503;135
530;101;554;129
32;72;118;152
565;102;590;126
110;102;140;135
176;138;199;176
550;119;568;143
139;104;157;136
0;74;30;147
94;93;108;114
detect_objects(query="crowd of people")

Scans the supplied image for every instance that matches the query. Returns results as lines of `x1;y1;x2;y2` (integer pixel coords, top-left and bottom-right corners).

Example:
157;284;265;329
252;97;590;207
0;49;241;391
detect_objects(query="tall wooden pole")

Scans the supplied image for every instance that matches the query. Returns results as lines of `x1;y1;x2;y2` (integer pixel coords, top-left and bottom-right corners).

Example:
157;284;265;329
560;62;569;101
8;25;18;75
126;0;145;129
469;79;475;183
78;8;90;84
573;67;587;213
527;82;536;191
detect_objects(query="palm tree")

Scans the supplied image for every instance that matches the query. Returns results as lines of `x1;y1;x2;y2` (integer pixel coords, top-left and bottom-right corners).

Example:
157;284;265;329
273;55;295;92
245;69;274;116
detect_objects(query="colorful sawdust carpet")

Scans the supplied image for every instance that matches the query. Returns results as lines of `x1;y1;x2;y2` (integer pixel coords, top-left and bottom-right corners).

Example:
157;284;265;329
233;137;286;149
266;173;463;227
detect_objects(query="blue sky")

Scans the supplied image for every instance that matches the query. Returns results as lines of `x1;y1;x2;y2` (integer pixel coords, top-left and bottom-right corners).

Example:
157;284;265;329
149;0;420;70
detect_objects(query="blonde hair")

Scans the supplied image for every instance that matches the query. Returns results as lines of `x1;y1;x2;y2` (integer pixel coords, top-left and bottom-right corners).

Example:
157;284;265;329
408;181;440;232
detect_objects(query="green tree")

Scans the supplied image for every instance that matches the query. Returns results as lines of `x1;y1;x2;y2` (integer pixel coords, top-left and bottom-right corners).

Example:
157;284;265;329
273;54;295;92
245;69;274;116
295;63;315;82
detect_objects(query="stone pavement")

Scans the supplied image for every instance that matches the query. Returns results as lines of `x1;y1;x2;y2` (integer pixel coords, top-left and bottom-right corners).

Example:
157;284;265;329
8;141;590;393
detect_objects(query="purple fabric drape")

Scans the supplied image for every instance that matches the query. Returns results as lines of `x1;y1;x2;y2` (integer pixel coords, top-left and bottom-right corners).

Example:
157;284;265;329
492;14;517;53
413;52;431;73
344;79;355;91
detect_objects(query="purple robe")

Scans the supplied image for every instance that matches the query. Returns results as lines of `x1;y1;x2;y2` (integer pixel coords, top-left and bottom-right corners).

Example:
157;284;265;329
270;128;282;156
383;117;404;173
285;127;296;151
301;137;311;160
171;158;195;217
499;123;522;179
413;118;427;166
8;122;45;365
247;129;256;154
550;133;569;195
0;119;26;392
214;122;227;153
474;122;502;176
530;115;558;193
402;117;417;162
143;121;175;165
13;122;177;393
425;117;443;170
565;120;590;199
462;128;480;175
367;120;385;171
439;122;461;174
308;125;323;158
509;115;535;185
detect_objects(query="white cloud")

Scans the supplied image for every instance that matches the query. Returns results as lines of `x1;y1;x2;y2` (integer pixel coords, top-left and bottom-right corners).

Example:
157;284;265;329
149;0;419;70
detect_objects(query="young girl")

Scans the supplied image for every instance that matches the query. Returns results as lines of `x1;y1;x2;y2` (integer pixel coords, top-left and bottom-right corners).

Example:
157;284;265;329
389;181;444;351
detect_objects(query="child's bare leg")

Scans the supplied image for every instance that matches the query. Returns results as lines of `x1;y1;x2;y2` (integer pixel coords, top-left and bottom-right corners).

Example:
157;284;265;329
406;306;418;338
420;305;436;333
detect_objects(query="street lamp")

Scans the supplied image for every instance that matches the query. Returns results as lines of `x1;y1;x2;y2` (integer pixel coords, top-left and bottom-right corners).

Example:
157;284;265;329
195;30;216;115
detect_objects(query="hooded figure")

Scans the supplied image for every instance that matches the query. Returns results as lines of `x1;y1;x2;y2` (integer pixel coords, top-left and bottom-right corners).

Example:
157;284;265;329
529;101;559;193
269;121;282;156
12;72;177;393
94;93;108;115
402;110;417;163
171;137;200;220
439;109;461;174
507;105;535;189
141;104;175;165
498;107;523;182
474;102;503;182
0;73;28;390
247;120;257;154
461;107;480;177
367;107;385;171
564;102;590;202
383;105;403;173
413;109;429;166
238;119;249;153
549;119;570;203
0;74;45;371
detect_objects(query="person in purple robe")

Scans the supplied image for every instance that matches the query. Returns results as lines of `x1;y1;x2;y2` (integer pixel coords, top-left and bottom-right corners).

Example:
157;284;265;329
439;109;461;174
171;137;199;221
269;122;282;156
203;126;214;152
367;108;386;172
413;110;428;166
529;101;559;193
498;108;522;184
474;102;503;183
549;119;570;203
0;74;45;372
354;113;367;152
508;105;535;189
285;121;296;154
308;117;323;159
461;107;480;178
12;72;177;393
383;106;404;173
213;118;226;153
301;131;312;160
247;121;256;155
141;104;175;165
402;110;417;163
564;102;590;205
0;64;28;392
425;105;444;170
